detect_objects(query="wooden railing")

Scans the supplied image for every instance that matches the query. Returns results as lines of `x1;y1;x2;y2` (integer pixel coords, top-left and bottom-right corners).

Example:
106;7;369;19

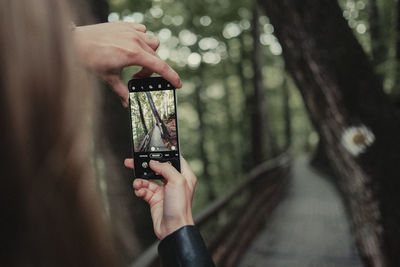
131;152;291;267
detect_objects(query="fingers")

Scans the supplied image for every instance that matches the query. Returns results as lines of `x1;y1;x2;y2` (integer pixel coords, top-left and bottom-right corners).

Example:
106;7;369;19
133;67;153;78
149;160;182;183
133;178;161;204
132;52;182;88
108;76;129;107
130;40;159;78
124;158;134;169
136;31;160;51
123;23;181;88
125;22;146;33
129;38;158;79
135;188;155;203
135;37;162;61
107;32;162;104
126;34;181;87
133;178;160;193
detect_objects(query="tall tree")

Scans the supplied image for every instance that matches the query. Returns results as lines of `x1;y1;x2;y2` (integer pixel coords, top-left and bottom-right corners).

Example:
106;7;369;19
259;0;400;266
136;94;148;134
394;0;400;99
221;63;237;178
282;75;291;150
251;4;277;162
145;91;170;139
194;66;216;201
369;0;386;70
237;34;253;172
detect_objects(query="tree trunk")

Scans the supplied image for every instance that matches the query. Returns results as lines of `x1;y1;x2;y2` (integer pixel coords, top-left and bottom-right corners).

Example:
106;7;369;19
251;4;277;162
194;66;216;201
237;34;253;172
397;0;400;66
393;0;400;99
282;75;291;150
250;6;265;165
221;62;240;179
145;92;162;125
259;0;400;266
136;94;148;134
145;92;169;139
369;0;386;70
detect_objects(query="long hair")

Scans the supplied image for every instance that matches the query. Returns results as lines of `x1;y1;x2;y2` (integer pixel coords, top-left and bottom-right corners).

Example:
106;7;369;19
0;0;120;266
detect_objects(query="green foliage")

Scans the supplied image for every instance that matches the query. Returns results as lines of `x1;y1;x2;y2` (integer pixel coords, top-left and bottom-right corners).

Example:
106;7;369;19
339;0;399;94
109;0;315;213
130;90;175;146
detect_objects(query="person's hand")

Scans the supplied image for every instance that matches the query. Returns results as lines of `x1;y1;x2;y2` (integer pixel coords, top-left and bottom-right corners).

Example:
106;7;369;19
124;157;196;240
73;21;182;107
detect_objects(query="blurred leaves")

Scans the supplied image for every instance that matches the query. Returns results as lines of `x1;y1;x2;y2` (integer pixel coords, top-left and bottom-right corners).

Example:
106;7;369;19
109;0;316;212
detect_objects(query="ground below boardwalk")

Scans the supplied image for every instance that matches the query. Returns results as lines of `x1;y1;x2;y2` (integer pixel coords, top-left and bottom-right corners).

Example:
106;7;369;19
238;157;363;267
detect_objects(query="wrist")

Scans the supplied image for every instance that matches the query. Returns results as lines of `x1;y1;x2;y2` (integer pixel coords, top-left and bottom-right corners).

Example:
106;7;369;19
72;26;93;68
160;216;194;240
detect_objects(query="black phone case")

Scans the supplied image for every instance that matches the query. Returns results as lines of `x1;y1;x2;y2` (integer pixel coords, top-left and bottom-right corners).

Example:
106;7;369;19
128;77;181;179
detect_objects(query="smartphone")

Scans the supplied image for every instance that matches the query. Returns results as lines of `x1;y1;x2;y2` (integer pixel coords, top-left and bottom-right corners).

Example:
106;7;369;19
128;77;181;179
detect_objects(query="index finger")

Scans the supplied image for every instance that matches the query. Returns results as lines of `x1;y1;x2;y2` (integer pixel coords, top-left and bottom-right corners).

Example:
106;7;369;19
149;160;182;184
134;52;182;88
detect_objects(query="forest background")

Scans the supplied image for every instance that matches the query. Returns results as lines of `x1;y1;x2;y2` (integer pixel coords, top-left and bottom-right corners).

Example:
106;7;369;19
83;0;400;266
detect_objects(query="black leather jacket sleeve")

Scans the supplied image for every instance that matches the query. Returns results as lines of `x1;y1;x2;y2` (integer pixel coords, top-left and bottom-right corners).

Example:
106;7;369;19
158;225;216;267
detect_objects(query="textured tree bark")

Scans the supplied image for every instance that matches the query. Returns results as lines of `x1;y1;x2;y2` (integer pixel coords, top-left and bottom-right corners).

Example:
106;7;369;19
258;0;400;266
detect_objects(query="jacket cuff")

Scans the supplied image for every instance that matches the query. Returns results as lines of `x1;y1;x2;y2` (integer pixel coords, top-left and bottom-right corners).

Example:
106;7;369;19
158;225;215;267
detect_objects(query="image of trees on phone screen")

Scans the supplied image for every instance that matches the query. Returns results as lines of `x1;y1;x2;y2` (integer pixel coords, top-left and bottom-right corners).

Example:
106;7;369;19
130;90;178;153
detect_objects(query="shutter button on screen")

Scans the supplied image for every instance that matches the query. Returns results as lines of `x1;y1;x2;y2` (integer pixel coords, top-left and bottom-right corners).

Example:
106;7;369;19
150;153;163;159
141;162;149;169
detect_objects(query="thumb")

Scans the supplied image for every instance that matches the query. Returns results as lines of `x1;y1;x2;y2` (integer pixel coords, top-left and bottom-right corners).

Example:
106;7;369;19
149;160;182;184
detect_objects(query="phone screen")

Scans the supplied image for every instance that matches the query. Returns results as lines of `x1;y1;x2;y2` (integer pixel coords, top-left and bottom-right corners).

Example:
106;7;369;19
128;77;180;179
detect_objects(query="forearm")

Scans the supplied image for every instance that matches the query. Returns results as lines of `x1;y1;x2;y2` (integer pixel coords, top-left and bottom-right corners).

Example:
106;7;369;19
158;226;215;267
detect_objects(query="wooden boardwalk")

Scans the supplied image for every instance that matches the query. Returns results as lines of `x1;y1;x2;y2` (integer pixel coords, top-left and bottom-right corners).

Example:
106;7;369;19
238;158;363;267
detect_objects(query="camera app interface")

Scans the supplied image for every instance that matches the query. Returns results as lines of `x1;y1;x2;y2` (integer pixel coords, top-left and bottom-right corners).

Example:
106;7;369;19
130;89;180;178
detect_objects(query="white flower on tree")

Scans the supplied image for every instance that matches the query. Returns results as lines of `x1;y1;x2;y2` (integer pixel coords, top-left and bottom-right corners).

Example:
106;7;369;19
341;125;375;156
